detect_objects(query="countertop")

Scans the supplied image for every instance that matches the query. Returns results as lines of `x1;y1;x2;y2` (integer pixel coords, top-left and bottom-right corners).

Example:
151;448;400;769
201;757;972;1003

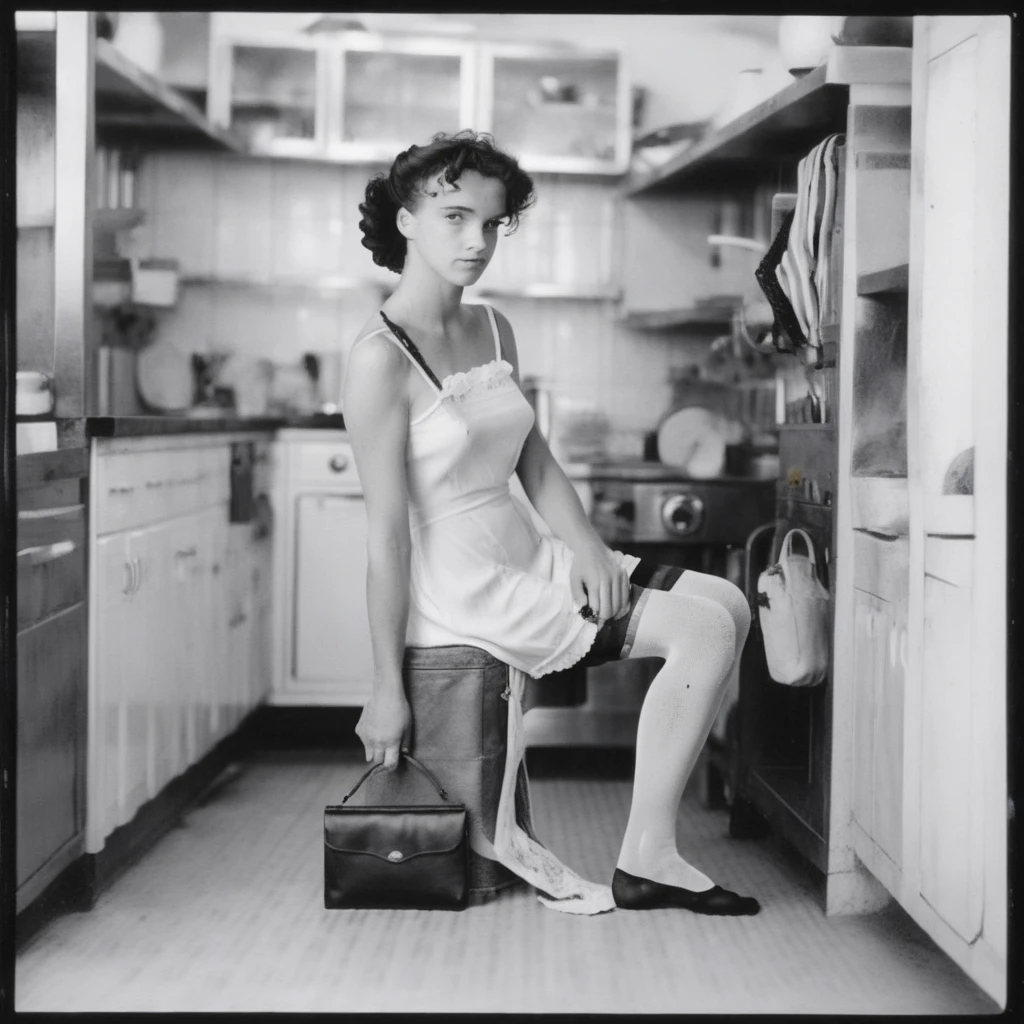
85;412;346;437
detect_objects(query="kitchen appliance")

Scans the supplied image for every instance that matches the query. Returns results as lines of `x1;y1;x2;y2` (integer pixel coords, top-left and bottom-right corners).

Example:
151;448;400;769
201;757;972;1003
16;371;54;417
523;460;775;751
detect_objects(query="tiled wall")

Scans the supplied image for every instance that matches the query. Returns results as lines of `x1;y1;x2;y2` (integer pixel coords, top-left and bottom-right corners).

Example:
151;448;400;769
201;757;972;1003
131;151;714;451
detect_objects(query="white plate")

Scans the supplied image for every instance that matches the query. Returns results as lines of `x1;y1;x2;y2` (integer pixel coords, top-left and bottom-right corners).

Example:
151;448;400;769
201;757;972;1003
136;341;193;412
656;407;727;479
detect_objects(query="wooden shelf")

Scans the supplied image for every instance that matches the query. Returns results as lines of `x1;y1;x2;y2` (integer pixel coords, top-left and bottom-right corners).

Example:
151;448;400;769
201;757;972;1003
95;39;242;151
94;208;145;234
624;47;911;195
779;423;836;433
472;283;622;301
624;64;847;194
17;215;55;231
618;305;736;330
850;476;909;537
857;263;909;296
181;274;390;295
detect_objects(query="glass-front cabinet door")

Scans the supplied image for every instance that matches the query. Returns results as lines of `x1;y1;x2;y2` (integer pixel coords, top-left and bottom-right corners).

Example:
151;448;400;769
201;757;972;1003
478;45;630;174
208;35;327;157
330;34;477;162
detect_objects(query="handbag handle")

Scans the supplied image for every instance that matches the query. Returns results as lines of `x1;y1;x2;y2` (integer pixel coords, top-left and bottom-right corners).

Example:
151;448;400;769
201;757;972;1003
781;528;817;565
340;752;450;804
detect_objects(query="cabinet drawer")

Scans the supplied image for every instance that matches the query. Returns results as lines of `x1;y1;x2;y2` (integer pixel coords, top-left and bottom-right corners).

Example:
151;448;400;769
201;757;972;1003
17;500;86;630
96;446;230;533
17;602;86;887
292;440;360;489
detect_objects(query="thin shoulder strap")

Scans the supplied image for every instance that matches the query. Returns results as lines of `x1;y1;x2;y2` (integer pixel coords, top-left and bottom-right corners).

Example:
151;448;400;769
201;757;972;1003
483;303;502;360
374;312;444;392
356;325;440;393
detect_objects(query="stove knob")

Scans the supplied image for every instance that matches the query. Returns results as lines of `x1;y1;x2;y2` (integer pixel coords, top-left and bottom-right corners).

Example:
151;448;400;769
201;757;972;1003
661;494;704;536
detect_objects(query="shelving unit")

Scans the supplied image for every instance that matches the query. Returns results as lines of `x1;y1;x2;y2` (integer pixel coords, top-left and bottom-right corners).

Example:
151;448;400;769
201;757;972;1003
617;305;736;331
474;284;622;302
94;208;145;234
95;39;242;150
622;46;917;913
624;49;910;196
180;274;390;296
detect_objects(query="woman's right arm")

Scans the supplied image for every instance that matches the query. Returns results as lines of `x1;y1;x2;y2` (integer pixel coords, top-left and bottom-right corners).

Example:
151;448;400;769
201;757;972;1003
342;335;413;768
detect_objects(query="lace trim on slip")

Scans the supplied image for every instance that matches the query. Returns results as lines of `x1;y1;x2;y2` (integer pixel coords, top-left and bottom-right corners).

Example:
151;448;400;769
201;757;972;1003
530;616;599;678
440;359;514;399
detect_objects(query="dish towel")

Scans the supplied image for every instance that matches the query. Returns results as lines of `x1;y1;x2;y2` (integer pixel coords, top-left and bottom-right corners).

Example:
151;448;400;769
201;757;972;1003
472;666;616;915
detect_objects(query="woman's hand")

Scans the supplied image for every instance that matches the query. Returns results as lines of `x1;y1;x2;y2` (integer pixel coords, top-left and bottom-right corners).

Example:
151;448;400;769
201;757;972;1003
354;682;412;769
569;540;630;624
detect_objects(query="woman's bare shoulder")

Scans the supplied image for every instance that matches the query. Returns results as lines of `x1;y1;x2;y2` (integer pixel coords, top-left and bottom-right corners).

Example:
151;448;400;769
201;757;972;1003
347;317;409;394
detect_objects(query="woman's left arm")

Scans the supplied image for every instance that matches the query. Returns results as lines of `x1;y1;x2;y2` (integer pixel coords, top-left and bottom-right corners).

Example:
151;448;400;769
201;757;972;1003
493;308;630;622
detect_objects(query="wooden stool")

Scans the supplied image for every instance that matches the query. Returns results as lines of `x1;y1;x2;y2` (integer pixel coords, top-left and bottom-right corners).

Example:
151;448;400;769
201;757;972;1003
360;645;523;904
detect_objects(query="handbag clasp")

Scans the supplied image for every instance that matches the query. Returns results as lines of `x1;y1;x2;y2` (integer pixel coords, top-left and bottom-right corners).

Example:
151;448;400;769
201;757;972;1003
388;850;404;862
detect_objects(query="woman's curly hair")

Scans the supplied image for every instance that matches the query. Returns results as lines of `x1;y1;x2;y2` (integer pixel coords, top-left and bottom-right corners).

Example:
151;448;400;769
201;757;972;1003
358;131;536;274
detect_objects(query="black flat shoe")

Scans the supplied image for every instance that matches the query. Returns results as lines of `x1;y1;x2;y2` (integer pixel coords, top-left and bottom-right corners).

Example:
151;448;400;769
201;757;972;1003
612;867;761;916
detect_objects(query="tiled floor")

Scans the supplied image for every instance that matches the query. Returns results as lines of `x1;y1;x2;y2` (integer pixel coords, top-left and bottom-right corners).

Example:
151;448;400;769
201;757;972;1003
16;749;999;1014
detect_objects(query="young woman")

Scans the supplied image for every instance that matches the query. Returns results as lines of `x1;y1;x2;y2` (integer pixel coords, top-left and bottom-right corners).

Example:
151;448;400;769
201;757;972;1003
343;131;759;916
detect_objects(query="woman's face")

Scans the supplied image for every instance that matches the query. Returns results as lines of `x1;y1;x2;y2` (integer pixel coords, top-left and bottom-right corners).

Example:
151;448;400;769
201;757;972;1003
399;169;507;286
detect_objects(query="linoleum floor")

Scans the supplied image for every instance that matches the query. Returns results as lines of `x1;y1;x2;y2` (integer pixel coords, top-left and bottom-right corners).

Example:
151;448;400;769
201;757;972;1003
15;749;999;1014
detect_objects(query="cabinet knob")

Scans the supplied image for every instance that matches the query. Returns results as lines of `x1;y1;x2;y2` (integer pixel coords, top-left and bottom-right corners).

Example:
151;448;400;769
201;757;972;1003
328;453;349;473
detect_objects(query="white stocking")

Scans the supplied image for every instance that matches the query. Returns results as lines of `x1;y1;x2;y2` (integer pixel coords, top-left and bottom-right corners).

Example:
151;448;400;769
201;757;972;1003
668;569;752;719
616;579;747;891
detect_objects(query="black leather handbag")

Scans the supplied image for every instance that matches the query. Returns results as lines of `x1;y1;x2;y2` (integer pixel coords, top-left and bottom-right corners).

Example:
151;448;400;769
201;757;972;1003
324;753;469;911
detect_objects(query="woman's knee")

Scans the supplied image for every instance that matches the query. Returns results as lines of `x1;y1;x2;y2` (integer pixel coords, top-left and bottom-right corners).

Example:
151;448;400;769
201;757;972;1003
671;571;750;639
688;597;737;677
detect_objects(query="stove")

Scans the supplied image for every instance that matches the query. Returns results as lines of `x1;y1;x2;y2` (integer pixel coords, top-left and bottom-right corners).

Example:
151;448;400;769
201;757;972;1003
579;461;775;545
523;460;776;754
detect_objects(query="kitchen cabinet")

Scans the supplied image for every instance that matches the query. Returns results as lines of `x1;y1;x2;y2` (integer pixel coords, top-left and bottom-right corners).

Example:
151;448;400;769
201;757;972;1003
477;43;630;174
208;33;327;157
918;538;982;942
331;33;476;162
293;494;374;698
849;532;908;895
206;25;627;175
893;15;1008;1005
272;430;373;706
15;451;89;914
87;434;272;855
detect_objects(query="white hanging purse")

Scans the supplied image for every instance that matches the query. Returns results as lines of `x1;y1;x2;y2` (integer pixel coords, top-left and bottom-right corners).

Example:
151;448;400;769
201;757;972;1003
756;528;830;687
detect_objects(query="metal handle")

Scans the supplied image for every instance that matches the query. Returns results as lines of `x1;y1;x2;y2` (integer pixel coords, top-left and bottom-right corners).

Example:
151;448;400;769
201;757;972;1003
744;521;778;602
328;453;349;473
109;484;135;495
145;480;165;489
17;502;84;520
17;539;77;567
339;752;450;804
132;557;142;593
175;547;198;559
123;559;134;594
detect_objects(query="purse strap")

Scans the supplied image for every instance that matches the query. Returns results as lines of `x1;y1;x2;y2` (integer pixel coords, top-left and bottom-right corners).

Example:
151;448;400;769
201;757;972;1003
781;527;816;565
340;752;450;804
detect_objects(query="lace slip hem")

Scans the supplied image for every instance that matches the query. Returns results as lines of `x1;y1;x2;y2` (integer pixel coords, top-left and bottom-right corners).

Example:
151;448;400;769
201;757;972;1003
529;615;600;678
440;358;513;398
